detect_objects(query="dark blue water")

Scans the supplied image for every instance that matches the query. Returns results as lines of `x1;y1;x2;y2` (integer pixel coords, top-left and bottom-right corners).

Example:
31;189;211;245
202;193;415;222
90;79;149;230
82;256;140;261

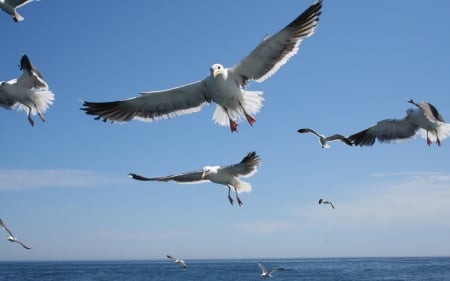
0;257;449;281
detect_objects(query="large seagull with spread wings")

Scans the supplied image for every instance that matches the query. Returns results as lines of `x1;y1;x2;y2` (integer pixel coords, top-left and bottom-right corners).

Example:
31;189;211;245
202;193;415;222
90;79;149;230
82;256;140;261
81;0;322;132
129;152;261;206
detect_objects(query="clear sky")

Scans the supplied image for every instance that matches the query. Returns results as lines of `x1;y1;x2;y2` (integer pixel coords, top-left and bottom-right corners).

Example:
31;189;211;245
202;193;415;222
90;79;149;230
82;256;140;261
0;0;449;261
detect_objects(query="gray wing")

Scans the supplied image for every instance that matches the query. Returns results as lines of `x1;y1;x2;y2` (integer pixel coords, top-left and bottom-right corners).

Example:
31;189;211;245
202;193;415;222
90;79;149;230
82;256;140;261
219;151;261;178
325;134;352;146
416;102;444;122
16;239;31;250
298;128;322;138
16;55;48;90
349;118;419;146
0;219;15;238
129;170;207;184
258;262;268;274
230;0;322;86
82;80;211;123
9;0;31;8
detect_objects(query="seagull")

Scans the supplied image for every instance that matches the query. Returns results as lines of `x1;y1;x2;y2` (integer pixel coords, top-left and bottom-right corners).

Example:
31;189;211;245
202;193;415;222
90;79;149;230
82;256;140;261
298;128;352;148
0;218;31;249
166;254;187;268
81;0;322;132
129;152;261;206
0;0;34;22
0;54;54;126
258;262;284;277
349;99;450;146
318;198;334;209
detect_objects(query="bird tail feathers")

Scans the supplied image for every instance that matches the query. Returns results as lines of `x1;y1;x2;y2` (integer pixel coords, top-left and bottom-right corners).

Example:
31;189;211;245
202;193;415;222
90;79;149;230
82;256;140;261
419;123;450;142
212;90;264;126
236;180;252;193
14;89;54;115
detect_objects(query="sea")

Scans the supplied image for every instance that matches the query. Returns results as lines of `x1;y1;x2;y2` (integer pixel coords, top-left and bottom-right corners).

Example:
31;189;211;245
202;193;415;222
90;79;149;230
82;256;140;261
0;257;449;281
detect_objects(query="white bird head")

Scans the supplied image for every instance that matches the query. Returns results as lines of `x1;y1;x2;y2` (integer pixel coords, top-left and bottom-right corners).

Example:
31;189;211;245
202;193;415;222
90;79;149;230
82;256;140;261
201;166;219;179
210;64;226;79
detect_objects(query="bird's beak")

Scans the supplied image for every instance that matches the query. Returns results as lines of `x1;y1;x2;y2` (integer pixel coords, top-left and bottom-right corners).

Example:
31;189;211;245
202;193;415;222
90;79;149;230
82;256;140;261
212;69;219;79
201;171;206;179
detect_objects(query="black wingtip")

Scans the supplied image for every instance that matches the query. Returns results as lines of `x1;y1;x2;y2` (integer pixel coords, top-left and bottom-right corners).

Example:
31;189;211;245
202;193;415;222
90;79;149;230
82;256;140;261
19;54;32;74
128;173;152;181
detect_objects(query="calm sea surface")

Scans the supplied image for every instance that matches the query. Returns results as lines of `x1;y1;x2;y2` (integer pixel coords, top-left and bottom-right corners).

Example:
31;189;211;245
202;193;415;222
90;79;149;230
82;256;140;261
0;257;449;281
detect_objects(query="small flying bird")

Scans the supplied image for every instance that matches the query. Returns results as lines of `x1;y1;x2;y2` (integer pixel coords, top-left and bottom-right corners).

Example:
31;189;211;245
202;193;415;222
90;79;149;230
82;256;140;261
258;262;284;277
298;128;352;148
318;198;335;209
349;99;450;147
166;254;187;268
0;0;34;22
129;152;261;206
0;218;31;249
81;0;322;132
0;54;54;126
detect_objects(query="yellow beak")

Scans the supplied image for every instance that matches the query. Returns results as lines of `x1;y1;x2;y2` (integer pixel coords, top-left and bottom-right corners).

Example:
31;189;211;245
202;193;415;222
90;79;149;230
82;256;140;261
201;171;206;179
212;69;219;79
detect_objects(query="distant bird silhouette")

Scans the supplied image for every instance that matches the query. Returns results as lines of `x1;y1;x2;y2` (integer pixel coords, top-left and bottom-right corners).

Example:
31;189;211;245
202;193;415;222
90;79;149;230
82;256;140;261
349;99;450;146
318;198;335;209
167;254;187;268
298;128;352;148
0;54;54;126
0;0;34;22
129;152;260;206
0;218;31;249
258;261;284;277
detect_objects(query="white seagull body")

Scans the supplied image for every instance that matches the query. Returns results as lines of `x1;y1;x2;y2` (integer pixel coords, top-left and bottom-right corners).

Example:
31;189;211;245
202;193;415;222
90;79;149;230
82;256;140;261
0;0;33;22
82;0;322;132
319;198;335;209
0;218;31;249
349;99;450;146
0;54;54;126
258;262;284;277
129;152;261;206
298;128;352;148
167;255;187;268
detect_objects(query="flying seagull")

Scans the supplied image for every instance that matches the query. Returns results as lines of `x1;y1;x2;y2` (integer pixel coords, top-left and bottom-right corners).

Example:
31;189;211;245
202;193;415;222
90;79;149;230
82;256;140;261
0;54;54;126
81;0;322;132
167;254;187;268
0;0;33;22
129;152;261;206
258;262;284;277
0;218;31;249
349;99;450;146
318;198;334;209
298;128;352;148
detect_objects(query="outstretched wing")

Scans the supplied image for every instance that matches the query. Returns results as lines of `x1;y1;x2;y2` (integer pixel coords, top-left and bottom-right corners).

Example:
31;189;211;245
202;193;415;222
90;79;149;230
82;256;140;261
16;239;31;250
231;0;322;87
82;81;211;123
16;54;49;90
349;118;419;146
325;134;352;146
129;170;207;184
0;219;15;238
219;152;261;178
258;262;268;274
298;128;322;138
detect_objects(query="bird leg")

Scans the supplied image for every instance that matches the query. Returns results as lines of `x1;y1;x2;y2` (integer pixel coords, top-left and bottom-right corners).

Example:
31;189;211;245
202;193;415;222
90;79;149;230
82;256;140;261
27;107;34;127
38;113;46;122
232;186;243;206
227;185;234;205
223;107;238;132
426;131;432;146
239;102;256;126
436;130;441;146
229;120;238;132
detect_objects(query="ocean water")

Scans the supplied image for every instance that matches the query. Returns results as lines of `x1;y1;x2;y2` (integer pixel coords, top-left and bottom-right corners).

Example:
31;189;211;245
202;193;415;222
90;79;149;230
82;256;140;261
0;257;449;281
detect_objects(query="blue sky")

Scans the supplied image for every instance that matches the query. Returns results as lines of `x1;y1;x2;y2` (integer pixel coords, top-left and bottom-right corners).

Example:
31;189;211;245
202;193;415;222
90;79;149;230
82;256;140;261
0;0;449;261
